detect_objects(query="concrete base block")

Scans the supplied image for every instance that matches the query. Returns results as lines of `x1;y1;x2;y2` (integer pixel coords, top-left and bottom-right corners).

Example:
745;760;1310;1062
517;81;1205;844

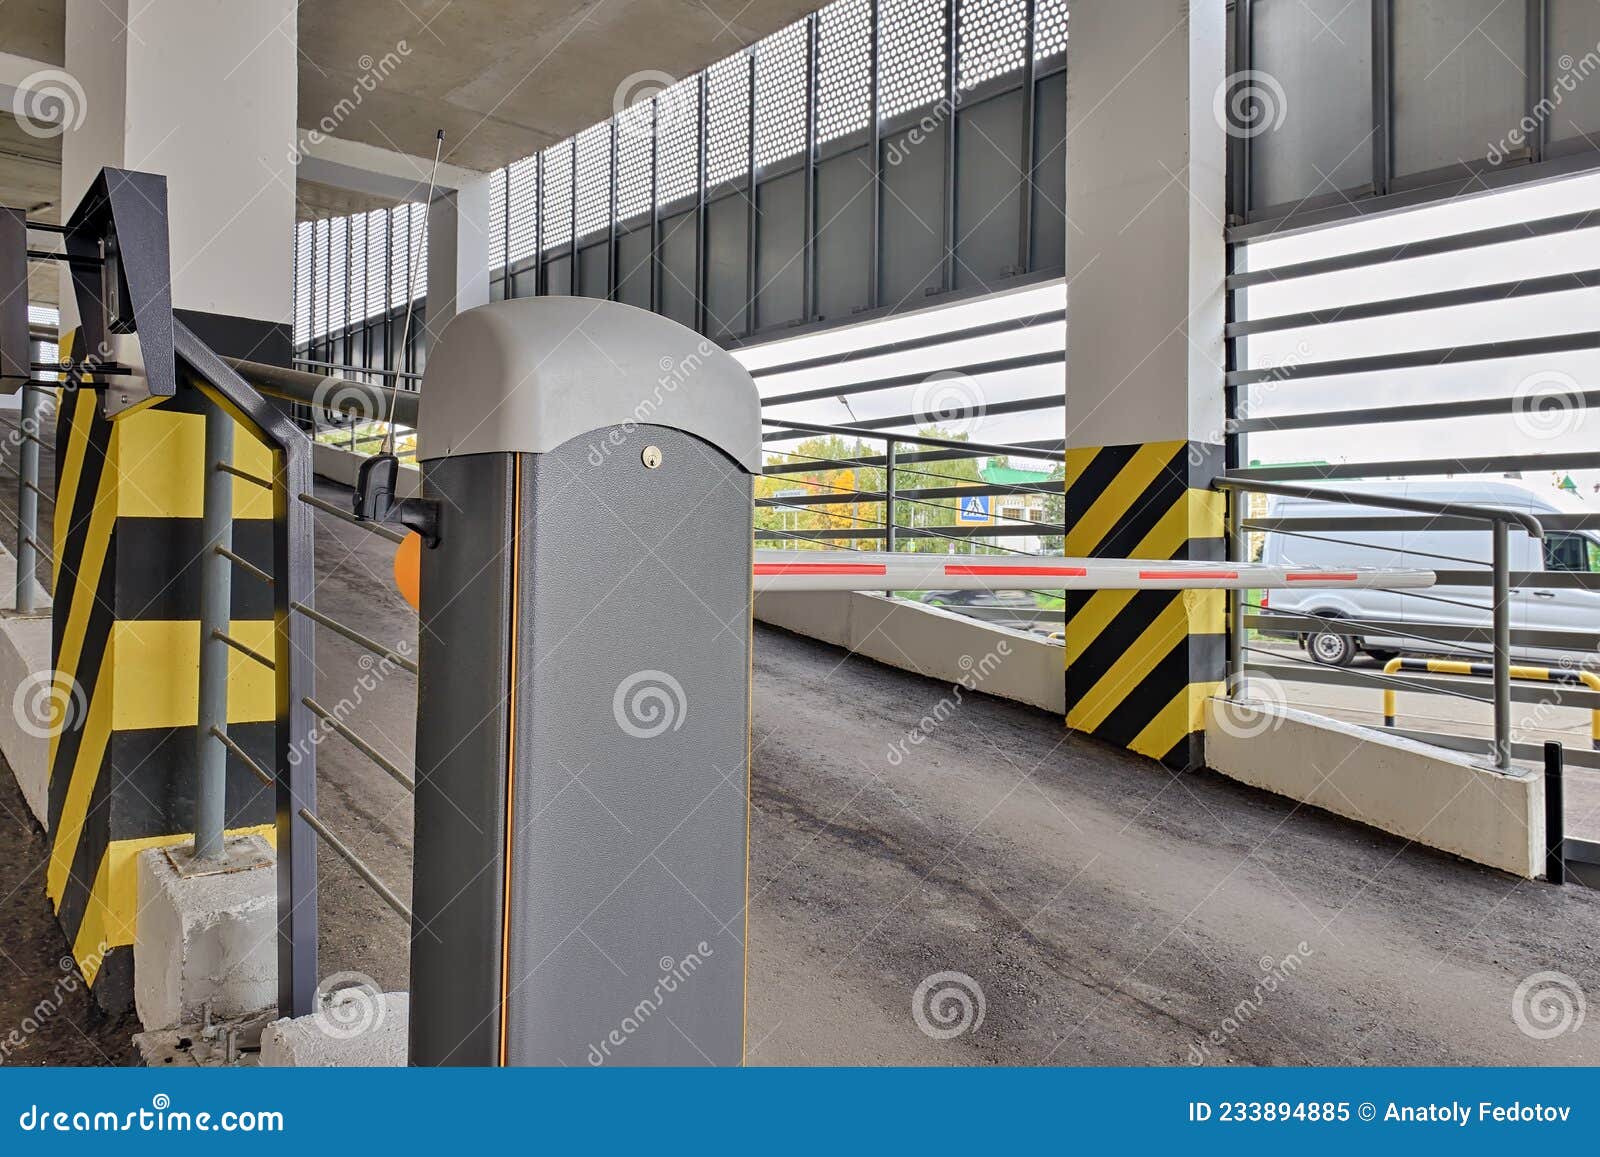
0;611;55;828
259;991;409;1067
1205;698;1541;877
134;837;278;1031
754;590;1065;714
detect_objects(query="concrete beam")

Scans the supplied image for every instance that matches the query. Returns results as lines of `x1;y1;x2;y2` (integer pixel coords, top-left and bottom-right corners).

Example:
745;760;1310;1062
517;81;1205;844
294;132;486;205
0;50;67;129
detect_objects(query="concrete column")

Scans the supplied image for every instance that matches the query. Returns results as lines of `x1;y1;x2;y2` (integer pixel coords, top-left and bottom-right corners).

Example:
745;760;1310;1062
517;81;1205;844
1061;0;1229;771
424;180;492;343
47;0;294;1014
61;0;297;363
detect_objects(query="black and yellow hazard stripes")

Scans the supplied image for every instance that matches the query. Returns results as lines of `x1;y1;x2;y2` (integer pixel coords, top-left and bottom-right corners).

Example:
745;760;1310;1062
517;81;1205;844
1064;440;1225;771
46;342;277;1010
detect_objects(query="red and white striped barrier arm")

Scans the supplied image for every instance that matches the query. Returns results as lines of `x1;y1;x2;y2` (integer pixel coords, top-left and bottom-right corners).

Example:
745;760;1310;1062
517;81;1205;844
752;551;1435;592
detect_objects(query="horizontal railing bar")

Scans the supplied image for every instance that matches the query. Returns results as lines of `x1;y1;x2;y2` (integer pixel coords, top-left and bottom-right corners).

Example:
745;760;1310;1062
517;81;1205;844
1431;570;1600;590
216;461;273;489
1227;269;1600;337
1225;450;1600;487
1227;209;1600;289
1227;331;1600;386
759;418;1066;461
209;726;274;789
1245;612;1600;652
293;357;423;381
1228;389;1600;434
760;351;1064;408
21;478;52;504
1215;476;1547;537
217;546;273;585
290;601;418;673
1385;727;1600;770
1246;513;1600;533
754;524;1062;541
758;480;1062;507
298;492;410;544
747;309;1065;378
762;395;1063;443
213;629;275;670
1240;522;1484;567
1244;660;1600;708
302;696;415;792
296;806;412;922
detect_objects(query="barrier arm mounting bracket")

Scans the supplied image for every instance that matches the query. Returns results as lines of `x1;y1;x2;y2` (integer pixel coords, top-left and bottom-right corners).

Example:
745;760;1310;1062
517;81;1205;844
353;452;441;547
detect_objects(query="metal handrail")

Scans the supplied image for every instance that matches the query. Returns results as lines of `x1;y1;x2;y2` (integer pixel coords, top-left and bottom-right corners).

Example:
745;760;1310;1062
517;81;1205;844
1217;475;1546;770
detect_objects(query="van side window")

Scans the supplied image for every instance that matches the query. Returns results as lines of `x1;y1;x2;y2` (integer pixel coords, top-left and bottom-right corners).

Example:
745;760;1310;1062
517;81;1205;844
1544;533;1596;572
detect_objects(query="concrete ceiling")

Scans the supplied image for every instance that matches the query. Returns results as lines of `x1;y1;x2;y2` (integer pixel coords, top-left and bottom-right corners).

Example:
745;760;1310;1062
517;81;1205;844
1;0;819;303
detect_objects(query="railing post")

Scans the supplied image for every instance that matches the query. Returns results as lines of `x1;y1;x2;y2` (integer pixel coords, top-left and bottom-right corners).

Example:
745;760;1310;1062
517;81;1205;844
193;400;233;861
1491;518;1512;770
16;374;41;614
884;438;897;596
1544;740;1566;884
1227;486;1246;696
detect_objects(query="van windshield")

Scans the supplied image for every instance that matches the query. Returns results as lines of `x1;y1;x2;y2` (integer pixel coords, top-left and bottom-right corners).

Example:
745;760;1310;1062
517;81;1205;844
1544;532;1600;573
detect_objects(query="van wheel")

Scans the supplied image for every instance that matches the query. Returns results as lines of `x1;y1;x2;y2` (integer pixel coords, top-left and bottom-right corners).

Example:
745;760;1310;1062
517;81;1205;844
1307;627;1357;667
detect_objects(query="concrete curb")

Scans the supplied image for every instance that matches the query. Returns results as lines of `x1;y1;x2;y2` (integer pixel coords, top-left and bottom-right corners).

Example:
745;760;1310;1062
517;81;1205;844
260;991;409;1066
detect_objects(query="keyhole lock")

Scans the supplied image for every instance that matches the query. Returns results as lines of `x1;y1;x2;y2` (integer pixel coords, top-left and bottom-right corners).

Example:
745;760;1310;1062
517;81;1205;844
641;445;663;469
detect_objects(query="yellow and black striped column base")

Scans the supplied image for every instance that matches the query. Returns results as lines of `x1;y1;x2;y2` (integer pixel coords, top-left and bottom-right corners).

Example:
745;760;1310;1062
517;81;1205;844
1064;440;1225;771
47;355;277;1013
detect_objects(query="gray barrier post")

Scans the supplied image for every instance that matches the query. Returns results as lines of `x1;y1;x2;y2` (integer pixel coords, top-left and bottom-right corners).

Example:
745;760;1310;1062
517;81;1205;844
407;298;761;1067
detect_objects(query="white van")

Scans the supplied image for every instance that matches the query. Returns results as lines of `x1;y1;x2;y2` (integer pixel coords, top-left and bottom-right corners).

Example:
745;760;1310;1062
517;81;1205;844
1258;479;1600;666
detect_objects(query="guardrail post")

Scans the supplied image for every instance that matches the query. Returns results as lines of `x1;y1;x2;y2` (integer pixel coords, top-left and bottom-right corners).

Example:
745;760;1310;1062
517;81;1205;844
1227;486;1245;694
1545;740;1566;884
16;372;40;614
193;400;233;861
1491;519;1512;770
884;437;897;596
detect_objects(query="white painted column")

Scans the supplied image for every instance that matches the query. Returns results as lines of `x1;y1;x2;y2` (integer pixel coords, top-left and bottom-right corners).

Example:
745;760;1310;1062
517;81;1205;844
60;0;297;355
1059;0;1231;772
425;180;492;341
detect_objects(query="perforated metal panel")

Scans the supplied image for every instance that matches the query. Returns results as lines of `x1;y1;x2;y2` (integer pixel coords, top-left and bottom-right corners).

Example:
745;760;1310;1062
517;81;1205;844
1035;0;1068;59
707;54;752;187
818;0;870;143
489;167;507;271
575;125;612;242
881;0;945;121
541;140;574;252
363;211;388;320
959;0;1027;90
616;102;654;225
755;20;808;170
293;222;311;345
656;77;700;207
313;218;330;337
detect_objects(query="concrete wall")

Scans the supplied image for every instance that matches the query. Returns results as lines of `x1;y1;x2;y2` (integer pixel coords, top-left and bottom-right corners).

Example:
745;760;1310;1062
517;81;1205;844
1205;698;1543;878
312;442;421;498
753;590;1065;715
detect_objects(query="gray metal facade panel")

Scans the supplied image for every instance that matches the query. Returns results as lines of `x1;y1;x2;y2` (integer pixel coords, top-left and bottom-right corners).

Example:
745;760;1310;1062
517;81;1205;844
578;241;609;299
955;89;1025;290
816;148;874;319
545;253;573;297
616;227;653;309
881;121;947;301
505;427;752;1066
706;194;751;338
658;211;700;328
1547;0;1600;146
756;169;807;328
1030;71;1066;271
1250;0;1373;207
409;452;515;1067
